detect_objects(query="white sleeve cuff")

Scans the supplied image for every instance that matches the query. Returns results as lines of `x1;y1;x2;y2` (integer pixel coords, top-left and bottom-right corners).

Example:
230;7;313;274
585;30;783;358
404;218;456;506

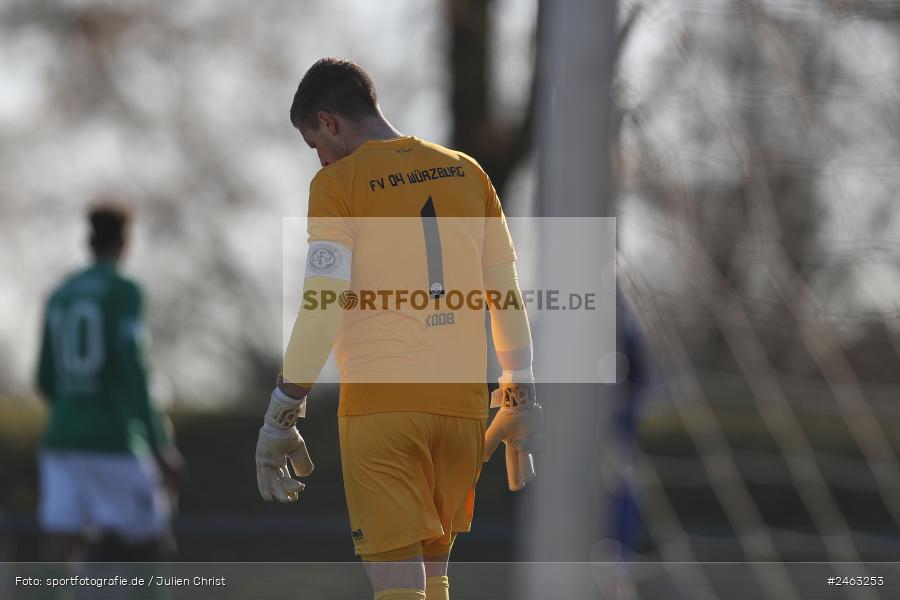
264;386;308;430
499;368;534;385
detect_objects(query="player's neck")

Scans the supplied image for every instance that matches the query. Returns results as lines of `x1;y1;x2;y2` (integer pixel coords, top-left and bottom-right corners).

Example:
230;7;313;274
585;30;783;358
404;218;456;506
349;116;403;151
92;253;120;267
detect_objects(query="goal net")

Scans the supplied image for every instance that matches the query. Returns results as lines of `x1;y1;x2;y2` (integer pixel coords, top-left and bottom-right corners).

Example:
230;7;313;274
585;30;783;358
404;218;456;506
524;1;900;598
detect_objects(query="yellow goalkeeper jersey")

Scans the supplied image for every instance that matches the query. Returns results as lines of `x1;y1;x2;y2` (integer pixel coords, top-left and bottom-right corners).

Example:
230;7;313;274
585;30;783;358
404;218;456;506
307;136;516;418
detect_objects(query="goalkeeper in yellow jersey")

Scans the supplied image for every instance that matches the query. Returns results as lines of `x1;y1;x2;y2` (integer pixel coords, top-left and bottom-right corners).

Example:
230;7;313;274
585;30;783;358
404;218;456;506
255;58;541;600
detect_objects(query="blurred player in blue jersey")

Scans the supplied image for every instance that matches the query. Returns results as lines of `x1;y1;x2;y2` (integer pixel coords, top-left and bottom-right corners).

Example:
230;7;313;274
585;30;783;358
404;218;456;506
35;202;182;562
609;293;648;556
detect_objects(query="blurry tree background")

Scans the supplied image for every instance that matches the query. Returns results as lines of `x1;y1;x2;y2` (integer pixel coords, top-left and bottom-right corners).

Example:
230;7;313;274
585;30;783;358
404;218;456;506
617;0;900;380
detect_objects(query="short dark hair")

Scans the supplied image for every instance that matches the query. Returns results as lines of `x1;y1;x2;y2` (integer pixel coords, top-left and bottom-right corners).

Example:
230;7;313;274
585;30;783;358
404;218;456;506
88;200;131;254
290;58;379;130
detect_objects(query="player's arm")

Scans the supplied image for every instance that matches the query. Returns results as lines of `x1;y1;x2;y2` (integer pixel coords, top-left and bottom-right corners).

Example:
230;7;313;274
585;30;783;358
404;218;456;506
483;260;543;491
485;260;532;371
478;161;543;489
114;283;164;449
477;158;532;370
280;260;351;388
36;306;57;402
256;171;352;503
256;245;350;502
114;283;183;479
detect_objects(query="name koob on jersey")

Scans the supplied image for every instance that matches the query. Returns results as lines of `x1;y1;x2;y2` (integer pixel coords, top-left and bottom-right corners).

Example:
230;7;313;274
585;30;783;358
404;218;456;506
426;311;455;328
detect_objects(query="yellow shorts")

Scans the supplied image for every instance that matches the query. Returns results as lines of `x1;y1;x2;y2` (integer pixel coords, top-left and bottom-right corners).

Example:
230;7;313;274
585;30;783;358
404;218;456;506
338;412;486;556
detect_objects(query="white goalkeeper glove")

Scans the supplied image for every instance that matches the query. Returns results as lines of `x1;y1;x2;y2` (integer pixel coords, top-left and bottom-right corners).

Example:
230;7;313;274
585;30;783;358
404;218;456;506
255;387;314;503
483;368;543;491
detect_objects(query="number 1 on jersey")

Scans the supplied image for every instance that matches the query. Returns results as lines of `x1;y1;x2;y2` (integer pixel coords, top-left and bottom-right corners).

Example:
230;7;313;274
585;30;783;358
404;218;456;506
420;196;446;297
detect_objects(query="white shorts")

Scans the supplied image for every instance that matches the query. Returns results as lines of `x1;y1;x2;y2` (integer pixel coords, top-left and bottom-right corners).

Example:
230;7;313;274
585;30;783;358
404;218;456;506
39;450;171;543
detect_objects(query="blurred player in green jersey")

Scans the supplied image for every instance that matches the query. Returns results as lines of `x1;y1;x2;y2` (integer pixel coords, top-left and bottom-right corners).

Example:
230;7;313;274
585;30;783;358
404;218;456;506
35;202;182;562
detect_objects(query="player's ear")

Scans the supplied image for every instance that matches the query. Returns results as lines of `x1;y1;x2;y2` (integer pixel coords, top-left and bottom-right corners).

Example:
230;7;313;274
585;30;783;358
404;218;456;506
317;111;339;136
